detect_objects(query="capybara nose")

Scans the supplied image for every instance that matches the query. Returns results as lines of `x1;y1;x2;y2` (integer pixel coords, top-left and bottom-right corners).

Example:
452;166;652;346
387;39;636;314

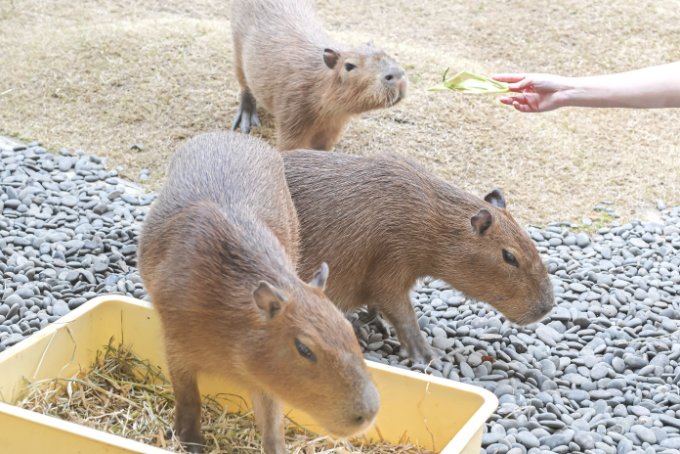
537;286;556;317
539;300;555;318
383;67;405;84
354;383;380;428
353;405;378;430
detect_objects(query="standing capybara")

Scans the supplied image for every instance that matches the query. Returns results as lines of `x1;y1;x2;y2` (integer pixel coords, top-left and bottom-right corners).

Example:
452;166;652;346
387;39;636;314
138;132;379;454
283;150;555;362
230;0;407;151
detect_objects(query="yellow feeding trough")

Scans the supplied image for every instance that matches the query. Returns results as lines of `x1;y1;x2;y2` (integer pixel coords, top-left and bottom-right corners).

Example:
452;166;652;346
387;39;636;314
0;296;498;454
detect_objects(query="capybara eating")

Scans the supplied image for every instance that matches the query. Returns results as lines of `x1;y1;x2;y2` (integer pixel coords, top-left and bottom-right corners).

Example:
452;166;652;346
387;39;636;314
230;0;408;151
283;150;555;362
138;132;379;453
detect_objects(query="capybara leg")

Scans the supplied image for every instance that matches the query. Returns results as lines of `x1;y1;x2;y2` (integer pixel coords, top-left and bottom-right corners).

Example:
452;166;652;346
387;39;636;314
169;365;204;453
232;89;260;134
309;125;343;151
375;296;434;363
252;390;286;454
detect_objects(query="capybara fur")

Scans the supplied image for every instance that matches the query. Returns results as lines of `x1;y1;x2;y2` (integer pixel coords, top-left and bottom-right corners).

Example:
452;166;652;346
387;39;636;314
138;132;379;454
283;150;555;362
230;0;407;151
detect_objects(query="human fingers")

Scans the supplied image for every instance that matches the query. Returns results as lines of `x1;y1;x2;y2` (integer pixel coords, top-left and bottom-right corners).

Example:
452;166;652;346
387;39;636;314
492;74;527;83
512;100;537;113
493;74;537;93
507;77;536;93
516;92;546;112
498;94;541;113
499;94;530;107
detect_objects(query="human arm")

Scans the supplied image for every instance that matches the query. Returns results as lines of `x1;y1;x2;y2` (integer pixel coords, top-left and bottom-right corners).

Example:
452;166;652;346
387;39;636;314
492;61;680;112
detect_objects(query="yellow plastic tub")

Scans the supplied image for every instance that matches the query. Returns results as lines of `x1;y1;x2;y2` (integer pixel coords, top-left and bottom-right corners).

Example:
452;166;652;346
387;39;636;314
0;296;498;453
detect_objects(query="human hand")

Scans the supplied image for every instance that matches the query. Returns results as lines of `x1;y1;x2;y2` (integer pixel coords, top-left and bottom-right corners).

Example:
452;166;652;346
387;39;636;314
492;74;573;112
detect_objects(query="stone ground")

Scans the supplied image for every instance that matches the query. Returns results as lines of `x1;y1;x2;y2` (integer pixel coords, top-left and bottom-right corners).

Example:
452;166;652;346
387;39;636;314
1;137;680;454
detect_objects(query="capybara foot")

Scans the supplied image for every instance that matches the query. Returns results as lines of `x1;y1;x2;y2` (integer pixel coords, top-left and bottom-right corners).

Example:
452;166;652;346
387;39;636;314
404;336;435;364
179;431;204;453
356;307;380;325
232;90;260;134
167;425;204;453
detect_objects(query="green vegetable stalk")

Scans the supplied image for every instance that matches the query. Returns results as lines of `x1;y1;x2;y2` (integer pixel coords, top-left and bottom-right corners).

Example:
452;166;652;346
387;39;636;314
431;69;510;94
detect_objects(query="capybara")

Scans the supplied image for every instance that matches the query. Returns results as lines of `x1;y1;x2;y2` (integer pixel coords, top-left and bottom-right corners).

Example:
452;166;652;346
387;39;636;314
230;0;407;151
283;150;555;362
138;132;379;454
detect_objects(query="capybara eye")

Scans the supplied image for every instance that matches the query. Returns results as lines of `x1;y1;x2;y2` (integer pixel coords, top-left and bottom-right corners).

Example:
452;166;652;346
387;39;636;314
295;338;317;362
344;62;356;72
502;249;519;267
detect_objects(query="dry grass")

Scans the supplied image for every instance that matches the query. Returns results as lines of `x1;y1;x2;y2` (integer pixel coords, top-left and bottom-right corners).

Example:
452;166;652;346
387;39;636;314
1;0;679;224
18;342;429;453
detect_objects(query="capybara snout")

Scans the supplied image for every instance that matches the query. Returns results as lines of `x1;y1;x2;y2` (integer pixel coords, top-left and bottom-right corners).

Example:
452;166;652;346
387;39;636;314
249;270;379;438
376;55;407;104
523;282;556;325
440;188;556;326
329;47;407;110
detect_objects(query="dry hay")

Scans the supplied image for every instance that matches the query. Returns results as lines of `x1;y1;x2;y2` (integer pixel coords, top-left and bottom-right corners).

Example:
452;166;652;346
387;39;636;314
1;0;679;224
17;342;430;454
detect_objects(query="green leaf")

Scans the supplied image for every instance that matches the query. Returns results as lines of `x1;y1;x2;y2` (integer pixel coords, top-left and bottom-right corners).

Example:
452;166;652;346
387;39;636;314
430;70;509;94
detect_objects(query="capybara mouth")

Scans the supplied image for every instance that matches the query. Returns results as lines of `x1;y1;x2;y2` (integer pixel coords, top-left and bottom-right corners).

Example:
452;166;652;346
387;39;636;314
390;92;403;106
510;303;554;326
325;414;377;439
390;83;407;106
383;90;403;108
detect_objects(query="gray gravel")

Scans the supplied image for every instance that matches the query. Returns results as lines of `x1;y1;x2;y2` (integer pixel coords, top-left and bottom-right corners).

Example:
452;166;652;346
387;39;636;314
0;138;150;352
3;138;680;454
352;211;680;454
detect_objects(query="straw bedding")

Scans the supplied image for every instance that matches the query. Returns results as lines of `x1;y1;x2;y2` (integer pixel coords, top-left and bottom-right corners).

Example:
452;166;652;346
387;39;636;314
18;342;431;453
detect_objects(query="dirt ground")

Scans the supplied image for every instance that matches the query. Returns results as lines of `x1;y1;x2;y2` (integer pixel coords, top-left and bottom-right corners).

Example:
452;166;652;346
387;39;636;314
1;0;679;225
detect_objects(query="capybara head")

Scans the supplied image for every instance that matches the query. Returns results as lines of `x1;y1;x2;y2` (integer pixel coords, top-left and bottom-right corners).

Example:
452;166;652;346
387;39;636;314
435;189;554;325
248;263;379;437
322;45;407;112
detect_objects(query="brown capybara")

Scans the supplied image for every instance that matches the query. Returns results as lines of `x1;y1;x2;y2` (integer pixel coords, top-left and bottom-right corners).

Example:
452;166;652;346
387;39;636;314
137;132;379;454
283;150;555;363
230;0;407;151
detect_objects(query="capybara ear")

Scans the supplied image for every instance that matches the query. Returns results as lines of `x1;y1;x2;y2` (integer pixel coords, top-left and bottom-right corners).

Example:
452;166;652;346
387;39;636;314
253;281;288;319
484;189;506;208
323;48;339;69
471;209;493;235
309;262;329;290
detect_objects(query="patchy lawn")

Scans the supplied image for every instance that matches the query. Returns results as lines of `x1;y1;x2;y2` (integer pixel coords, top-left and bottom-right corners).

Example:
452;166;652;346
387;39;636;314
1;0;679;224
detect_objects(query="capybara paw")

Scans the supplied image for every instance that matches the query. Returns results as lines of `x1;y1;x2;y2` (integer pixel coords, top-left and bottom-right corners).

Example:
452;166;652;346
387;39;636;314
231;109;249;134
408;342;435;364
262;441;287;454
356;308;379;326
231;109;260;134
250;110;261;128
167;426;204;453
182;439;205;454
232;91;259;133
178;430;205;453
